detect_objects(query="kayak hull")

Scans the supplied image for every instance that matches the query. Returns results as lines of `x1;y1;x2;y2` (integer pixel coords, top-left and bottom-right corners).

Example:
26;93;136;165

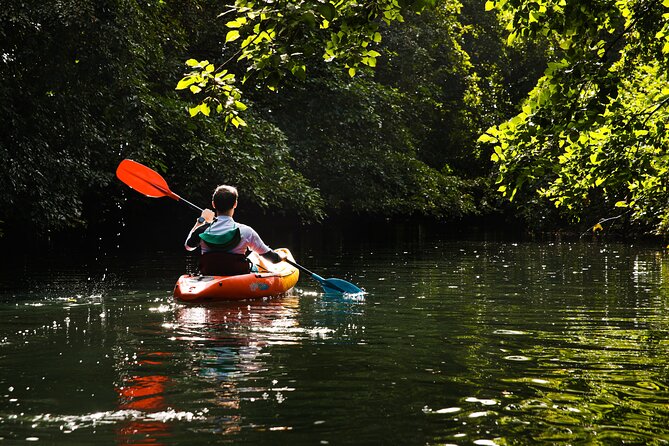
173;248;299;303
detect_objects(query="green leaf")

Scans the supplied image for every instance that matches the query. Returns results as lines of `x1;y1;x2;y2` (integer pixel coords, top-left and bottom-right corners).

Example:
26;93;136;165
176;77;195;90
291;64;306;80
509;187;518;201
226;30;241;42
494;146;505;161
589;153;598;164
478;133;496;143
231;116;241;127
234;101;247;111
373;32;382;43
302;11;317;28
348;67;356;77
318;3;336;21
615;201;628;207
226;17;247;28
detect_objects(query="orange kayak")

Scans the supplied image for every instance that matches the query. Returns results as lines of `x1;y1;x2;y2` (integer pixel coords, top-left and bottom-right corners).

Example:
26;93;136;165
173;248;299;303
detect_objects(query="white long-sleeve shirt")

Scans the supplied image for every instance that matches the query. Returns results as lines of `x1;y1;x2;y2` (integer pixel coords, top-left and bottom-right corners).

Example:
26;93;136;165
185;216;272;255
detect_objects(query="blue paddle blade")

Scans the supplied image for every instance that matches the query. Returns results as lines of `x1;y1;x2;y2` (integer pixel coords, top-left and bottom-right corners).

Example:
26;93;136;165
322;278;365;295
284;259;364;295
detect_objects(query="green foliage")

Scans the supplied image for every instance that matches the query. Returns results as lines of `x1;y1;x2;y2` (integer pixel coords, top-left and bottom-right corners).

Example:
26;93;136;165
480;0;669;234
267;74;477;217
177;0;436;123
178;0;524;221
375;1;541;172
0;0;556;236
176;59;248;127
0;0;323;234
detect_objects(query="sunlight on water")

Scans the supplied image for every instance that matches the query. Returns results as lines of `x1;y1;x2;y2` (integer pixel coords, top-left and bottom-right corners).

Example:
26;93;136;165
1;240;669;444
14;409;205;431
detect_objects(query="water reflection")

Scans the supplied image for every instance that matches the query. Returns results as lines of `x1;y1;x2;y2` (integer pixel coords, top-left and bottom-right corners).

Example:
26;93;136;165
116;371;171;445
170;298;302;437
3;240;669;445
412;243;669;445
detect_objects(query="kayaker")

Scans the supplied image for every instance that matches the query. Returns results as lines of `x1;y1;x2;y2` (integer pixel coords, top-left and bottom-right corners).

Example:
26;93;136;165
184;185;287;275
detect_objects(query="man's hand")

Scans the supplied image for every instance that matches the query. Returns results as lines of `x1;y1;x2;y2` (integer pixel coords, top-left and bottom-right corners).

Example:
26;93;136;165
200;208;215;224
262;250;288;264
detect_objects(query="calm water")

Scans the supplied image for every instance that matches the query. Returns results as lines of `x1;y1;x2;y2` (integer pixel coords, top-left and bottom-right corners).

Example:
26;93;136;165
2;231;669;445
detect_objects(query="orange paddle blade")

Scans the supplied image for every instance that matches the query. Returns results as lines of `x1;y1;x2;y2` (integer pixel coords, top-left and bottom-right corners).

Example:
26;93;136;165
116;159;179;201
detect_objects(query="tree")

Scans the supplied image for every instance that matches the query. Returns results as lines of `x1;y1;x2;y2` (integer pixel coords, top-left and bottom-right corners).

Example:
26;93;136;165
0;0;323;235
265;72;477;218
176;0;436;124
479;0;669;234
179;0;547;220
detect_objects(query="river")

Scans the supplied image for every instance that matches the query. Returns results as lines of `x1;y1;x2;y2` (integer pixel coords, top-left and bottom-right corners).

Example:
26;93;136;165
1;225;669;444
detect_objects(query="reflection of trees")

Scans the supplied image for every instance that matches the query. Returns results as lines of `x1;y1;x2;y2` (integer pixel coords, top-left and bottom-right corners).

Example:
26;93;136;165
410;242;669;444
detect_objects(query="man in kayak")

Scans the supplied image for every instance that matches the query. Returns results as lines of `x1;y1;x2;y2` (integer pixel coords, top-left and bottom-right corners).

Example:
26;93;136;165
184;185;286;275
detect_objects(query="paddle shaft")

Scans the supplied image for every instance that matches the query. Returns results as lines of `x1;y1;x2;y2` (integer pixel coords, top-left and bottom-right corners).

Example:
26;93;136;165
284;259;348;293
137;175;203;213
172;195;203;213
284;258;319;279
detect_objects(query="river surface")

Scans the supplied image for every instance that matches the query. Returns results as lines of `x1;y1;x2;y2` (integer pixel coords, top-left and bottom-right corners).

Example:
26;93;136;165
1;227;669;445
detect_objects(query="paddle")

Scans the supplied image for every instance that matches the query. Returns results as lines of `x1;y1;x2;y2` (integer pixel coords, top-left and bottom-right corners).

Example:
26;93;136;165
115;159;364;295
284;259;364;295
115;159;203;212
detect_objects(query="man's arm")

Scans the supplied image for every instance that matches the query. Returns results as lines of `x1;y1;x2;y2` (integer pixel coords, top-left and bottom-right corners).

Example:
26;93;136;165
184;209;215;251
261;250;287;264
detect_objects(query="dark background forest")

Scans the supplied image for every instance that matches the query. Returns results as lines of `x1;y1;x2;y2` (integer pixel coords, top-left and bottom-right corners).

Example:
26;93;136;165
2;0;668;243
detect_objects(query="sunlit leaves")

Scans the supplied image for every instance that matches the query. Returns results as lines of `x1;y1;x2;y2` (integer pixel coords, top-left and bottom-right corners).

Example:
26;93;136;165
176;60;247;127
225;30;240;42
177;0;435;124
480;0;669;234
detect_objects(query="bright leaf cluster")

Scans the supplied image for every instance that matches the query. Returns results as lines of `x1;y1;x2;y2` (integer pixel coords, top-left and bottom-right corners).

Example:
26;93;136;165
177;0;434;125
480;0;669;234
176;59;248;128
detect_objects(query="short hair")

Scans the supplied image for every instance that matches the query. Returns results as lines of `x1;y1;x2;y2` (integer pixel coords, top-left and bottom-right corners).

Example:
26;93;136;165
212;185;238;212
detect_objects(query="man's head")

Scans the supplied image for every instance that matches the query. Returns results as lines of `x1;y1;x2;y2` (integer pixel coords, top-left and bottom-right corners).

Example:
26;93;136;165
212;185;238;214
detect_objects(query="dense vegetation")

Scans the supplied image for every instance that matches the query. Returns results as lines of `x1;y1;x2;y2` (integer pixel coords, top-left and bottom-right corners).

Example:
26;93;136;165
2;0;667;238
481;0;669;235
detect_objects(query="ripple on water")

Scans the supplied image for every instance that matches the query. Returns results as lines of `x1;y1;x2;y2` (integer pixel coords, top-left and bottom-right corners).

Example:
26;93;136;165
503;355;531;361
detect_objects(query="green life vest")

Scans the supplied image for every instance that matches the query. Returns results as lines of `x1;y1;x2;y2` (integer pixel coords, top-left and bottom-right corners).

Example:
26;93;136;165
199;226;241;251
